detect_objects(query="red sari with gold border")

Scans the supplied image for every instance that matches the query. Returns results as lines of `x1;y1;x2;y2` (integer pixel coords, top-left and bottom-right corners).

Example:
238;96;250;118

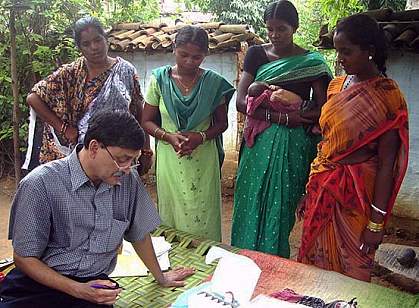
298;76;409;281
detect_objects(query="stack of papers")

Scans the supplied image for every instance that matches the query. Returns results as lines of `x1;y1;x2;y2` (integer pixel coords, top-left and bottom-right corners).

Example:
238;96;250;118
110;236;171;277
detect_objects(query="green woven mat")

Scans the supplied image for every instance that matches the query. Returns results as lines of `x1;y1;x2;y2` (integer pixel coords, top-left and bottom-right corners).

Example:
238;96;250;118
114;226;239;307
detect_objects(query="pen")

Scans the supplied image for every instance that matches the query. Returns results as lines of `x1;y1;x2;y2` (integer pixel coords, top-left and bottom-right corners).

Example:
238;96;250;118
91;283;124;290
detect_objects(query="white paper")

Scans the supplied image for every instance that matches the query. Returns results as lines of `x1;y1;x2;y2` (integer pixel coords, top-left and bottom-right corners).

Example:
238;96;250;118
205;246;239;264
210;254;261;304
110;237;171;277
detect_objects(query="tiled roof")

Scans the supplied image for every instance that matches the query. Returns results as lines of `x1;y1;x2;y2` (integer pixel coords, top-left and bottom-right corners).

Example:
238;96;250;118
315;9;419;53
108;21;264;53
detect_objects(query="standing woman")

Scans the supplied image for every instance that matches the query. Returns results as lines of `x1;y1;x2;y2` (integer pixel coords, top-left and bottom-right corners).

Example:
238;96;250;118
298;14;409;282
141;26;235;241
24;16;152;174
231;0;332;257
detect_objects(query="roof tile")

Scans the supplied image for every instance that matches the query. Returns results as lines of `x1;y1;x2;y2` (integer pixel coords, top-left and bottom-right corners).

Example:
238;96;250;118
108;21;263;53
315;9;419;53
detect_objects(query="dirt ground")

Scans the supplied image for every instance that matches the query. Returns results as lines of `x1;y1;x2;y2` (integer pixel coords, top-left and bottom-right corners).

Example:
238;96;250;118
1;173;418;293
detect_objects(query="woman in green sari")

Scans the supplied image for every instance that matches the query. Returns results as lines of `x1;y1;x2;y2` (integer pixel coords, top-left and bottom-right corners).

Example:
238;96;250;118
142;26;235;241
231;0;332;257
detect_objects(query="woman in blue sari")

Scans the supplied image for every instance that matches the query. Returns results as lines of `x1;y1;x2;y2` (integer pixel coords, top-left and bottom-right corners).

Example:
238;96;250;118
231;0;332;257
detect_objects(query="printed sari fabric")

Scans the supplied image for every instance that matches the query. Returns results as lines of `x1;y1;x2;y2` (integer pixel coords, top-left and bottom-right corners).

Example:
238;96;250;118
146;66;235;241
298;76;409;281
231;52;332;257
23;57;143;168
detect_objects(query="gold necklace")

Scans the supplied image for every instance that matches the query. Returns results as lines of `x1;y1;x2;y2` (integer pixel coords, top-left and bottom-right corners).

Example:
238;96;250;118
174;67;199;92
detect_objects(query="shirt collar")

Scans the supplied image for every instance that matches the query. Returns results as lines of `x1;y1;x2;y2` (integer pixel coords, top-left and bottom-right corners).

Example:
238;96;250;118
69;144;91;191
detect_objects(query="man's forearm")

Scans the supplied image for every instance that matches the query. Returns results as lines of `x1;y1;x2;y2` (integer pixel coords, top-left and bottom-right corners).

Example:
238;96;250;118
132;234;164;283
14;252;79;297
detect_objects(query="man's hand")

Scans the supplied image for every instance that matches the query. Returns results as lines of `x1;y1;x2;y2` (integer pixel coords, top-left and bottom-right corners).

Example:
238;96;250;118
70;279;122;305
157;267;195;287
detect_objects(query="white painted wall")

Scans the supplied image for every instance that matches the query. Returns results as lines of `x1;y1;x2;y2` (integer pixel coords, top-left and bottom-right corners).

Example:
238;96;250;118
387;51;419;219
111;51;239;154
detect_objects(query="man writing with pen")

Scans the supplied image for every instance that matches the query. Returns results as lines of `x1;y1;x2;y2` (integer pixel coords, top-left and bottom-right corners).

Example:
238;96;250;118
0;110;194;307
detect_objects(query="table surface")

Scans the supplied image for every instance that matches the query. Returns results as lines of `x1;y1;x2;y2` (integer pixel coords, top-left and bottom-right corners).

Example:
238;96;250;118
114;226;418;308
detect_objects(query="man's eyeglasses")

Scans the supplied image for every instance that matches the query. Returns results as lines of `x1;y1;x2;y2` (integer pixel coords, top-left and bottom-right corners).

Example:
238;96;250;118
104;146;140;177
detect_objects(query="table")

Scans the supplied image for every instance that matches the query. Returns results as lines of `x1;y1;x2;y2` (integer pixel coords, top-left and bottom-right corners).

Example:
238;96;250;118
114;226;418;307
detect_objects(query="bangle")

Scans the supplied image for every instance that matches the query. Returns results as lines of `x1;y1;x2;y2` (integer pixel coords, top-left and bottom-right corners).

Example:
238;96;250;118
285;113;289;127
60;121;68;135
371;204;387;216
153;127;160;138
265;109;268;122
160;130;167;141
267;110;271;122
199;131;207;143
367;220;384;232
141;149;153;157
278;112;282;124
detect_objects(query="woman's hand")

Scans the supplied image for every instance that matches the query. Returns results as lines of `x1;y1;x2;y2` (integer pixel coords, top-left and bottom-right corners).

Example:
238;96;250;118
296;194;307;221
157;267;195;288
137;154;153;176
270;89;303;106
177;132;203;156
64;125;78;145
359;228;384;255
287;110;312;128
166;133;189;154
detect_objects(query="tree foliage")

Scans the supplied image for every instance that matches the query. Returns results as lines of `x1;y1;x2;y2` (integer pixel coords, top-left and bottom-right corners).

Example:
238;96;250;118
0;0;159;175
364;0;407;11
316;0;407;26
183;0;271;35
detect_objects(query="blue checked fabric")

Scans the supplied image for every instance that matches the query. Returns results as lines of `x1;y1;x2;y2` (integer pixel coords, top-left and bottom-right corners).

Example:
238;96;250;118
9;145;160;277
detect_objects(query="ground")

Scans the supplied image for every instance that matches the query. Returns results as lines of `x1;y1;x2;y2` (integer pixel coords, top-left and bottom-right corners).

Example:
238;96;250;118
1;174;418;294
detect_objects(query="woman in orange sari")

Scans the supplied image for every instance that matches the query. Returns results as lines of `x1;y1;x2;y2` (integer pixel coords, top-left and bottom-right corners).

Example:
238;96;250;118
297;14;409;282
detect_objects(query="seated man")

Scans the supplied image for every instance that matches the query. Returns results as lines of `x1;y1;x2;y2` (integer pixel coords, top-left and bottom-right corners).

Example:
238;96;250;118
0;110;194;307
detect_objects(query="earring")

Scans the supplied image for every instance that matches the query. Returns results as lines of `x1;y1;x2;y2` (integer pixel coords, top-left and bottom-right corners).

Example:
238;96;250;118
368;55;373;60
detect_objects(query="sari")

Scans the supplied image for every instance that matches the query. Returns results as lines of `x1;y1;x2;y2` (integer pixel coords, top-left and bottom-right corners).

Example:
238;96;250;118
231;52;332;257
146;65;235;241
298;76;409;281
23;57;143;169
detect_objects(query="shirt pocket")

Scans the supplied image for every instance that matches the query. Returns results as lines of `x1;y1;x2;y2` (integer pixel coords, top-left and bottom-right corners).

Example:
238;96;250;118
106;218;129;252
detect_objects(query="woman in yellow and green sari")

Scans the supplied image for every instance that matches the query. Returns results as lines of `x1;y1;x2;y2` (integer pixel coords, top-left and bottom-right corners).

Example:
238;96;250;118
298;14;409;282
231;1;332;257
142;26;235;241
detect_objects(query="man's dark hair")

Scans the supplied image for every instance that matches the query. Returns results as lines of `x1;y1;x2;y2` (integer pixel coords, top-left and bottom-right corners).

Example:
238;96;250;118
84;110;144;150
175;25;209;52
263;0;299;29
73;16;107;48
336;14;388;75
